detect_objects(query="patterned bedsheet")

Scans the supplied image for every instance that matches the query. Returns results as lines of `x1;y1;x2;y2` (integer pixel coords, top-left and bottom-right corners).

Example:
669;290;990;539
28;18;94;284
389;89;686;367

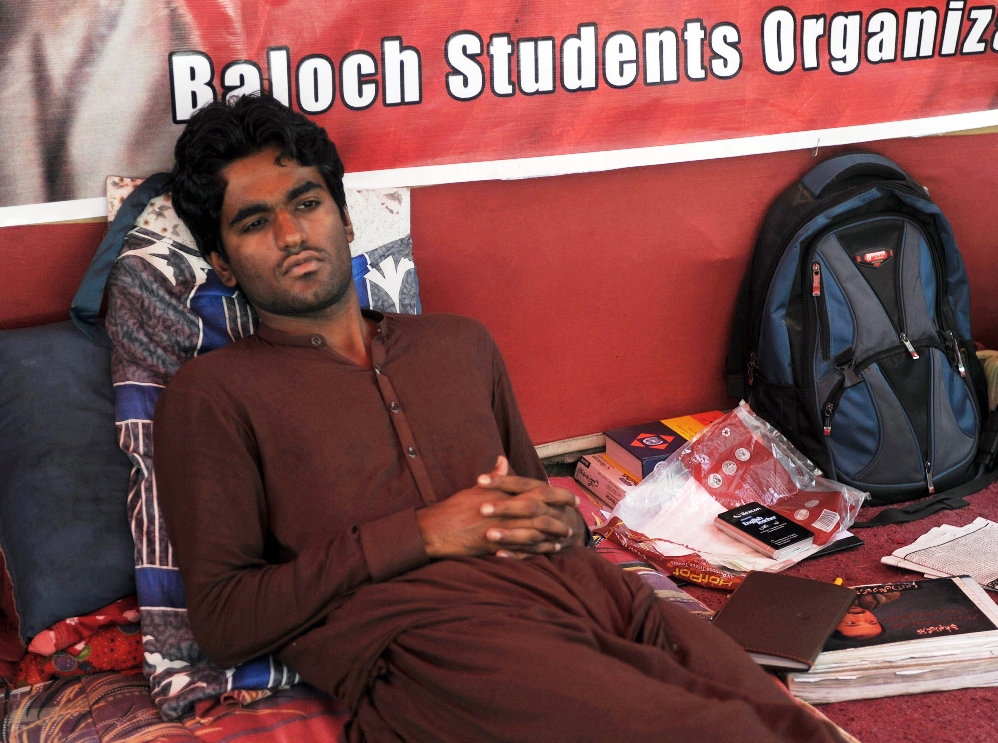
4;673;346;743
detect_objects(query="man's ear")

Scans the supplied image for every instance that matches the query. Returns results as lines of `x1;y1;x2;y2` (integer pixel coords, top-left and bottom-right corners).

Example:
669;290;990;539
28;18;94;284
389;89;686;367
343;208;354;244
208;251;238;287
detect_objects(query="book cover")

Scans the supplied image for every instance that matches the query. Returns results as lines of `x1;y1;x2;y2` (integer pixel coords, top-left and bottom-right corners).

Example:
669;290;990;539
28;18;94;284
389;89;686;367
714;502;815;560
787;577;998;703
661;410;724;440
603;420;686;480
822;577;998;652
574;453;638;508
711;571;857;670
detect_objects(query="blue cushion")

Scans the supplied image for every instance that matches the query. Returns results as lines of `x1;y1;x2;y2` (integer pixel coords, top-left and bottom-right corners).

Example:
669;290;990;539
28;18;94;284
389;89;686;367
0;321;135;641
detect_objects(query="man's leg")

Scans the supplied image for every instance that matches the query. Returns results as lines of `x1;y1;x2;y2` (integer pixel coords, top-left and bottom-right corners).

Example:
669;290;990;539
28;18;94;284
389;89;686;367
287;550;842;743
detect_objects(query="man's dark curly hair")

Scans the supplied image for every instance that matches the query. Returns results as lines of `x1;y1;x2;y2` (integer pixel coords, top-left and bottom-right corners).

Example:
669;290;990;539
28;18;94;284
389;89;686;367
170;92;347;261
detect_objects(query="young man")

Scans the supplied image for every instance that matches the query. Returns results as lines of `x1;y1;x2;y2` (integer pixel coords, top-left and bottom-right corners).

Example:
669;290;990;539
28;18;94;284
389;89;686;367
155;93;844;742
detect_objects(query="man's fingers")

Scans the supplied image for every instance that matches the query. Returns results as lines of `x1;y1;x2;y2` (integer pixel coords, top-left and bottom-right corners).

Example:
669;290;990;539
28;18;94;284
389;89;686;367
482;497;547;518
481;499;578;528
477;455;509;486
480;477;579;506
495;550;533;560
485;520;573;545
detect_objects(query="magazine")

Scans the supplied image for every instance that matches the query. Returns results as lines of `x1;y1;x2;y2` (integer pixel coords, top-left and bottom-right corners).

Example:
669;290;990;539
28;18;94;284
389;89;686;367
787;576;998;703
881;517;998;589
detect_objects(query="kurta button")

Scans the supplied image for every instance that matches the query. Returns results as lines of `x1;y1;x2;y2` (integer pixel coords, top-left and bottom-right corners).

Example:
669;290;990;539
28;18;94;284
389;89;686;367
376;326;383;335
310;335;322;346
390;401;400;412
407;446;417;457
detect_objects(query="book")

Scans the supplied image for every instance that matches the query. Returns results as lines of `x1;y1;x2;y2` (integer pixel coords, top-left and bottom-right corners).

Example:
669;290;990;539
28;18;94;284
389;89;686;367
661;410;725;440
711;571;857;671
787;576;998;703
804;533;864;561
714;502;816;560
602;411;722;481
603;420;684;481
573;453;638;508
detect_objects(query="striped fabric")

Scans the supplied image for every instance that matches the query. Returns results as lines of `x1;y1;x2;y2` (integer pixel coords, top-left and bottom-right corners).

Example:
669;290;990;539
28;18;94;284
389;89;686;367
105;202;300;720
104;192;419;720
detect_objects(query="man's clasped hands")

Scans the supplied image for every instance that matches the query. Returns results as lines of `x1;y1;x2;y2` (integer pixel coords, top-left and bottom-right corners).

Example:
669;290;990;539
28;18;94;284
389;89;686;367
415;456;587;560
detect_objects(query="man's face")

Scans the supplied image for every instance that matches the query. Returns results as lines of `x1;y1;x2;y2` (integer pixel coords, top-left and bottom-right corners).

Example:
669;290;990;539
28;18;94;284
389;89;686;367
211;146;354;317
836;605;883;640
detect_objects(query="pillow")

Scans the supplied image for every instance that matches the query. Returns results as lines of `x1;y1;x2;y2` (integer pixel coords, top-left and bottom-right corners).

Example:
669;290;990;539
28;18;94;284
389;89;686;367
0;322;136;650
103;180;417;719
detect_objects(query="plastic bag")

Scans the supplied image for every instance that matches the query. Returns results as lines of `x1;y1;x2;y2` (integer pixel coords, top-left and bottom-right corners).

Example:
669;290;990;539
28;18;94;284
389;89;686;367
594;402;868;590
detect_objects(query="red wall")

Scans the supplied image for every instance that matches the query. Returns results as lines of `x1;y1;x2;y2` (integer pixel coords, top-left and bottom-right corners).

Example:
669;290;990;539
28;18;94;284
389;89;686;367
3;133;997;444
412;134;998;443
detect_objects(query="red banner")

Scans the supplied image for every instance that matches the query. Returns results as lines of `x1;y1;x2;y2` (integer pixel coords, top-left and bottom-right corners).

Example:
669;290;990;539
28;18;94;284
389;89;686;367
1;1;997;211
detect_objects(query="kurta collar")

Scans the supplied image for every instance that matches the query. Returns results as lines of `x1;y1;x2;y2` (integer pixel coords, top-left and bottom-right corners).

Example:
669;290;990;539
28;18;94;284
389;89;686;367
255;309;387;348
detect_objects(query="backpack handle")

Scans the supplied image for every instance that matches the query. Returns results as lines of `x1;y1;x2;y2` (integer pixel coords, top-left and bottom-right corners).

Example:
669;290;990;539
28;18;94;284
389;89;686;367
800;153;909;198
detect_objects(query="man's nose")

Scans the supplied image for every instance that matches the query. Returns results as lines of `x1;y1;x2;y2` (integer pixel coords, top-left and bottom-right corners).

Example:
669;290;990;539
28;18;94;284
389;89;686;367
274;207;305;249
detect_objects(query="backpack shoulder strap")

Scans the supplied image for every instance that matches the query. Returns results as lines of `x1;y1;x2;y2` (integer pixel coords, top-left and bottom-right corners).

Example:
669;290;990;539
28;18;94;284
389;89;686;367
725;270;752;399
800;152;909;198
851;467;998;528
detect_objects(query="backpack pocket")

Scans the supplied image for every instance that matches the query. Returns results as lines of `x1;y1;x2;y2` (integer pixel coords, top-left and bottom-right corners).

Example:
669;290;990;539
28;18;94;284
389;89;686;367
819;347;978;494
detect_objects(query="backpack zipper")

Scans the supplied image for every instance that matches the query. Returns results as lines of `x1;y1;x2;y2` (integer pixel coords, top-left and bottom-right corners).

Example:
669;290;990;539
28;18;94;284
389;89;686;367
926;460;935;494
900;333;919;359
822;376;847;436
894;227;920;360
812;262;831;361
946;330;967;377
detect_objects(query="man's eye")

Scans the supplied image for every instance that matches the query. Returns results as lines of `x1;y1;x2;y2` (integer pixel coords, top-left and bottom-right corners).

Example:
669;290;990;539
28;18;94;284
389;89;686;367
297;199;321;211
241;218;267;233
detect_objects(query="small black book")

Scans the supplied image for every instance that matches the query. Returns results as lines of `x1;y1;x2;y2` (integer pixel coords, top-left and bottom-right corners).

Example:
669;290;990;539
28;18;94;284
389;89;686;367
712;571;857;671
715;502;815;560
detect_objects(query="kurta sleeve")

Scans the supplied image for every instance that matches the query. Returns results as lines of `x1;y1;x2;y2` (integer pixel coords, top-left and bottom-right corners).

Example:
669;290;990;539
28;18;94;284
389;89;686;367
154;373;428;670
490;342;547;481
490;336;595;545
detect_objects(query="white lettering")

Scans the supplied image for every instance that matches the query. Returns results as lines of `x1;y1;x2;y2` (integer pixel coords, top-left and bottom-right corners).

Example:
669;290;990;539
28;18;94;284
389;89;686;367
561;23;598;91
763;8;797;74
170;51;215;122
296;55;334;114
341;51;378;110
446;32;485;100
604;32;638;88
644;28;680;84
829;13;862;74
383;37;422;106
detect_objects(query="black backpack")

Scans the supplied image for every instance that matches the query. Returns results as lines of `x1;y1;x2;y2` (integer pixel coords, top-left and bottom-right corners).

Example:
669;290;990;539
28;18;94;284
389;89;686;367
728;152;993;511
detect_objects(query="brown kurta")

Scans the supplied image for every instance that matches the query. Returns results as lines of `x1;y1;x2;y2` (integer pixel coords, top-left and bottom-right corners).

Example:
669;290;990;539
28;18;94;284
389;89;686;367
154;310;843;743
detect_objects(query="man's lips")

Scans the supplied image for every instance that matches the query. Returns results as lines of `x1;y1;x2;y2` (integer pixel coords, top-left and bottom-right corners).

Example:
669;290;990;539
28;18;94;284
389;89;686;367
282;250;325;276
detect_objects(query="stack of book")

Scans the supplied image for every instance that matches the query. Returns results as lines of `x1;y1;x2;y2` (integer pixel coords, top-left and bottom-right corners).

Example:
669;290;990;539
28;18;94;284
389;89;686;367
711;571;857;671
787;576;998;703
574;410;723;508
